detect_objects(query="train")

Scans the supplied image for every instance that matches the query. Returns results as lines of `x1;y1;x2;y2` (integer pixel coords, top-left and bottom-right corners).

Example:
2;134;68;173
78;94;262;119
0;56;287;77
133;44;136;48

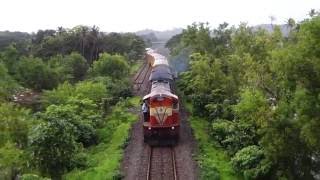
142;48;180;145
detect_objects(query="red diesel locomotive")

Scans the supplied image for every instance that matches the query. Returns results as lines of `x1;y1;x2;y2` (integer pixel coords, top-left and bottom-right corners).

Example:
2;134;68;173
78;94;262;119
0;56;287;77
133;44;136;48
142;49;179;145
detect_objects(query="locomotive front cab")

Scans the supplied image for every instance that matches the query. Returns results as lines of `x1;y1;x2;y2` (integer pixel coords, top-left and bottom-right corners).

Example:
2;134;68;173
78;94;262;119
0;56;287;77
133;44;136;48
148;95;179;127
143;81;180;145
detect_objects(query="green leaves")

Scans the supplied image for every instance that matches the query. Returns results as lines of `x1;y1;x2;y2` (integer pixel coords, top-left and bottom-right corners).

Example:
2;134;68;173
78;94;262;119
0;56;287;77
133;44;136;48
231;145;271;179
30;117;79;178
0;63;19;101
233;89;269;127
0;142;24;180
31;27;146;63
42;80;107;108
64;52;89;82
89;53;129;79
0;103;32;148
176;15;320;179
15;57;59;90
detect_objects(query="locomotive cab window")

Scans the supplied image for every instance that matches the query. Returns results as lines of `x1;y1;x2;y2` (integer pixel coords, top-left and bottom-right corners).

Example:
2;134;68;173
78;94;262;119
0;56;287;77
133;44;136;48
157;96;164;101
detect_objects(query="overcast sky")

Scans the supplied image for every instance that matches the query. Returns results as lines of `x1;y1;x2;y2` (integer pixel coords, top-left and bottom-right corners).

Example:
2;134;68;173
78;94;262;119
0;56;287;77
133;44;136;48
1;0;319;32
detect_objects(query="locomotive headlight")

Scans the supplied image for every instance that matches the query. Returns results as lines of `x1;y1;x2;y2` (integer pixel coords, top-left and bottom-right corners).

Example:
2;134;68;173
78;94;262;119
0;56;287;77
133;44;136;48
171;126;175;130
148;127;151;130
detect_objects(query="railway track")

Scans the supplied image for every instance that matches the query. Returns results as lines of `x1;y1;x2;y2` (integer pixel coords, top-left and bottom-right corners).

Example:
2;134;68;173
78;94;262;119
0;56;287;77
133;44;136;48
134;62;147;82
134;62;151;92
147;146;177;180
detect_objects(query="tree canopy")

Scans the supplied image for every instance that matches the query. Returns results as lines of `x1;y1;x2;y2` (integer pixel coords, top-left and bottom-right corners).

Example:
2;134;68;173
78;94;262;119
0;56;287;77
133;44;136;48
173;13;320;179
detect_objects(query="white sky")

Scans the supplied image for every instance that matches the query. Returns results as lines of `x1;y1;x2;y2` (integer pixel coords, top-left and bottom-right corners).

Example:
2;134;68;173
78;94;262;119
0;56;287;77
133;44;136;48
0;0;319;32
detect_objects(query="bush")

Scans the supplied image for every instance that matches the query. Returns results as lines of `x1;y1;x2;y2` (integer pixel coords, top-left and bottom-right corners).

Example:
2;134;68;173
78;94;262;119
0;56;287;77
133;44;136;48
41;82;75;107
211;119;233;143
231;145;271;179
42;80;108;108
74;81;107;103
90;76;132;104
42;103;99;146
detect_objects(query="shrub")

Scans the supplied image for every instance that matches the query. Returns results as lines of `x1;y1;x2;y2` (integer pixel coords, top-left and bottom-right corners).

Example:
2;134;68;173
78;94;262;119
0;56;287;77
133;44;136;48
74;81;107;103
41;82;75;107
231;145;271;179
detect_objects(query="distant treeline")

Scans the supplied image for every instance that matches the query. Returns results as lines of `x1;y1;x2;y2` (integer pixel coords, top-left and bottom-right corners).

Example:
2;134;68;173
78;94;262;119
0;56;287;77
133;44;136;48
0;25;146;64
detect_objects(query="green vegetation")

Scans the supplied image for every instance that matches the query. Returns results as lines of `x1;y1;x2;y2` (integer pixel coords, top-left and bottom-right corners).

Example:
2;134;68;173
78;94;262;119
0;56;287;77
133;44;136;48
89;53;129;78
16;57;59;90
64;97;139;180
0;63;19;101
190;116;240;180
0;26;145;180
170;11;320;180
129;60;143;75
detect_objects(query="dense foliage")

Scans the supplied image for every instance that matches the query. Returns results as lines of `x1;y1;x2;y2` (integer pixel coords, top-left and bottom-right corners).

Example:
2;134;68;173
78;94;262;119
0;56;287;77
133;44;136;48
0;25;145;179
172;12;320;179
89;53;129;78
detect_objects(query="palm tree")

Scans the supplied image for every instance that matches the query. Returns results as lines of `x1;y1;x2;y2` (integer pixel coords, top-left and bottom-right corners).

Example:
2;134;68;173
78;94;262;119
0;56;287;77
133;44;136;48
309;9;316;17
286;18;296;32
88;25;100;64
269;15;276;29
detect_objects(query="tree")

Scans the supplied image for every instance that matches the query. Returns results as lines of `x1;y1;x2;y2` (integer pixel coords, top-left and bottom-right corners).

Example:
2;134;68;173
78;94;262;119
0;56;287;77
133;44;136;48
182;22;213;54
15;57;58;90
42;103;99;147
30;117;78;178
0;142;24;180
31;26;145;64
0;44;20;74
287;18;296;30
64;52;88;82
309;9;316;17
269;15;276;29
0;103;32;148
165;33;183;54
0;63;19;101
175;16;320;179
89;53;129;79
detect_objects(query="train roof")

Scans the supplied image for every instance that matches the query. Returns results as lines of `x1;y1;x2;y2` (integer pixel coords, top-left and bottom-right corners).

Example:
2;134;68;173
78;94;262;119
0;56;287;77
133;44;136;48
149;64;173;81
153;57;169;67
143;81;178;100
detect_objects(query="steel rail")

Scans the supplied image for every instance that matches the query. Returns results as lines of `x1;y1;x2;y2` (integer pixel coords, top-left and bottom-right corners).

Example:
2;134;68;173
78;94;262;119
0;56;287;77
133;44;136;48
146;147;177;180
